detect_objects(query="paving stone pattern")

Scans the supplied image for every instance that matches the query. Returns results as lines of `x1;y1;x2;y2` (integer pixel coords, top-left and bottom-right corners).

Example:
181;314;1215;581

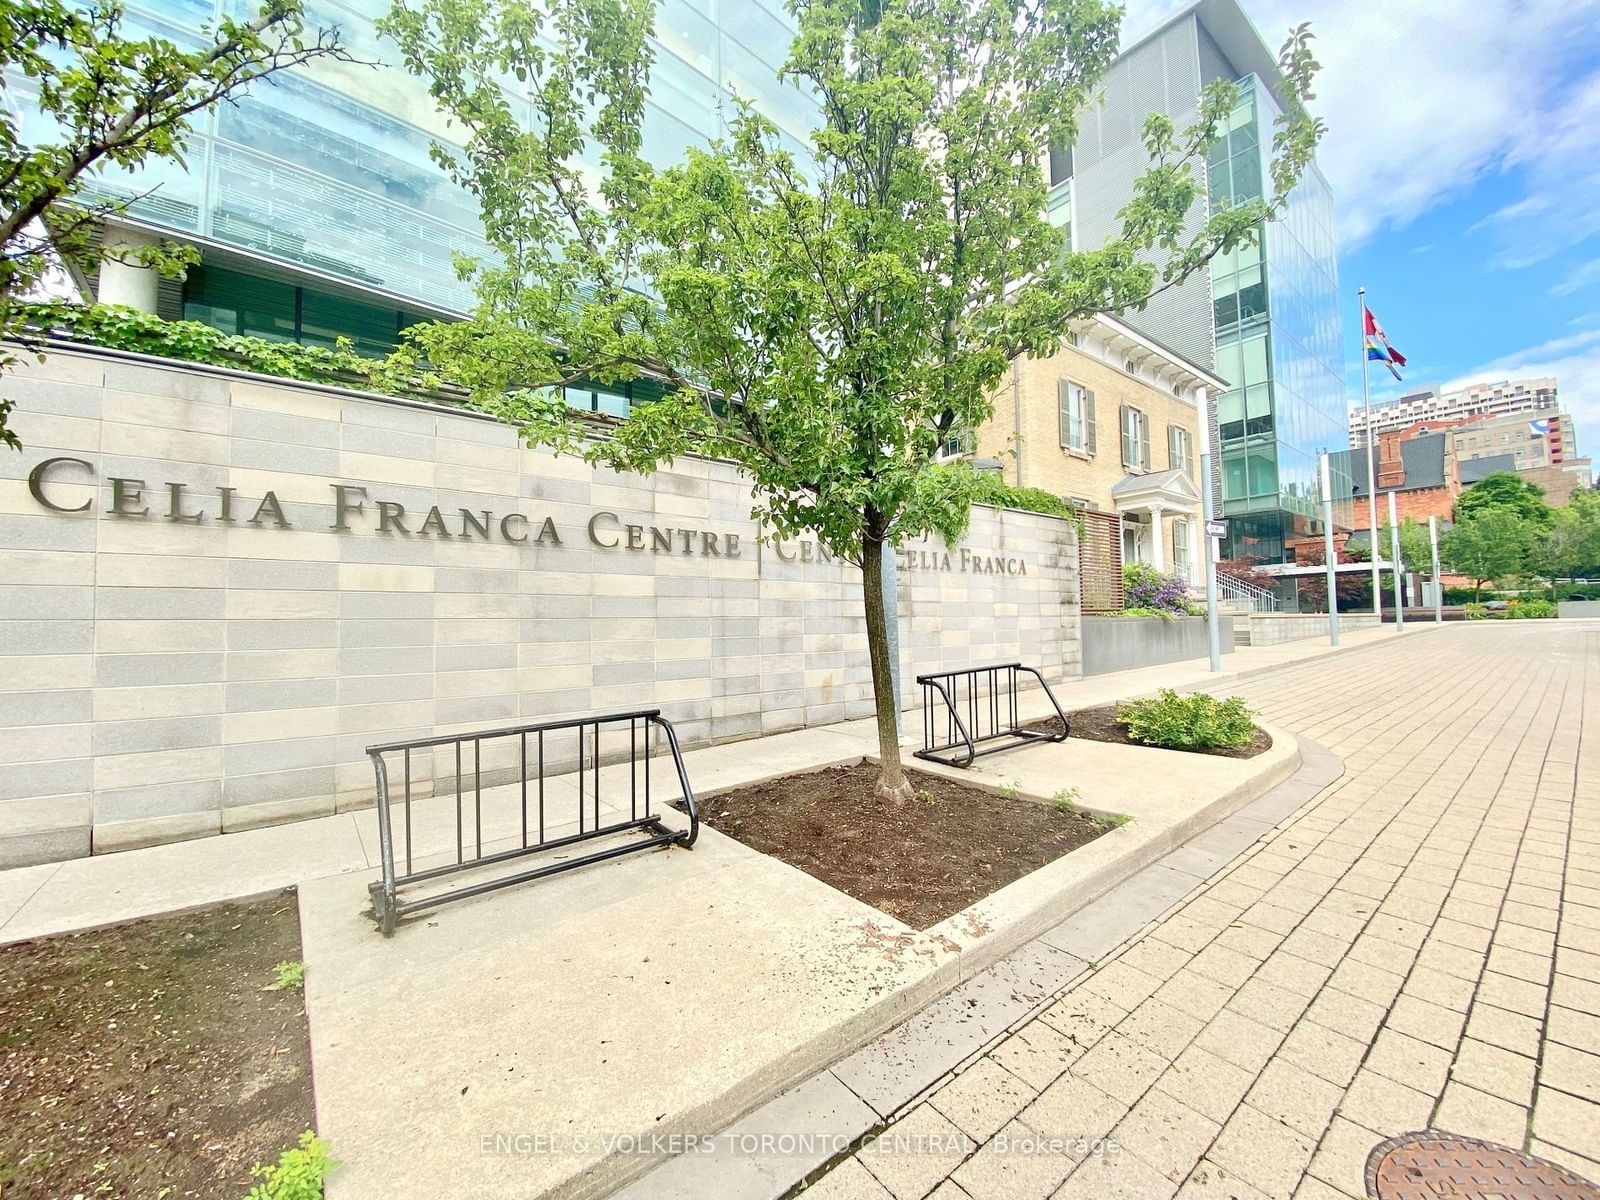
809;623;1600;1200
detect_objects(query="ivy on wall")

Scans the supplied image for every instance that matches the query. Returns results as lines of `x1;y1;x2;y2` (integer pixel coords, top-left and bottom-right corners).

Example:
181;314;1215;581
967;474;1079;524
12;301;1078;527
12;301;418;396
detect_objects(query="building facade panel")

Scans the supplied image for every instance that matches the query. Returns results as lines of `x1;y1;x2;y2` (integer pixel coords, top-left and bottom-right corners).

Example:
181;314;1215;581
1068;1;1347;567
1065;15;1216;369
0;348;1081;867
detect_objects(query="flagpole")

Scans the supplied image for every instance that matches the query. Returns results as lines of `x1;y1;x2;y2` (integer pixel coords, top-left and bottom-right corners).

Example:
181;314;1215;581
1360;286;1381;617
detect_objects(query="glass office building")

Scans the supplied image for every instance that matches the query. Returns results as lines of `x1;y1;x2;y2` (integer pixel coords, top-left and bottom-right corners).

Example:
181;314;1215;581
1063;0;1349;565
30;0;811;360
1209;76;1349;563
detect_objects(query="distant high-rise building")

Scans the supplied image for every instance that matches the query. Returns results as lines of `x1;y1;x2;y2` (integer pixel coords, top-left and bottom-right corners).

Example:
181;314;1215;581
1449;408;1576;470
1350;378;1559;447
1062;0;1347;566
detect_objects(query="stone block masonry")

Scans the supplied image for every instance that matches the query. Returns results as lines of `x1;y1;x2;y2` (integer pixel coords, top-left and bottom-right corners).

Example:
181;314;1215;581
0;347;1081;866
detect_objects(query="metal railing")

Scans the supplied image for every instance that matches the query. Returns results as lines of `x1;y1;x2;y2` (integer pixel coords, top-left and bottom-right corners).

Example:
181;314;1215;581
1216;572;1280;612
914;663;1069;768
365;709;698;935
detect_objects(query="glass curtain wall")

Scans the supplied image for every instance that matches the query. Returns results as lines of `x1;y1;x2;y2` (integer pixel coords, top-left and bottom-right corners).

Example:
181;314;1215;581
1208;76;1347;564
42;0;811;333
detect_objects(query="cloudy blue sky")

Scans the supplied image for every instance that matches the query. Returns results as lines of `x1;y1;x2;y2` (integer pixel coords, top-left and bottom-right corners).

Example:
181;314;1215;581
1125;0;1600;458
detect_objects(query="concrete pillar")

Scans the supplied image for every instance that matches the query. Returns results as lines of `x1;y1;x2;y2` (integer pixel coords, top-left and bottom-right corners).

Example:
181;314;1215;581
96;227;162;313
1148;505;1165;572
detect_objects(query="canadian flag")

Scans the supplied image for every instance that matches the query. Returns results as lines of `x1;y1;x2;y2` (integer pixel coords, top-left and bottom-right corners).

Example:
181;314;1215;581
1363;306;1407;367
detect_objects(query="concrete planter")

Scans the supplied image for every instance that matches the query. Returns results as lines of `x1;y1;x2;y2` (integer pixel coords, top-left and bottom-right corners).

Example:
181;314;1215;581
1082;614;1235;675
1558;600;1600;619
1246;612;1382;646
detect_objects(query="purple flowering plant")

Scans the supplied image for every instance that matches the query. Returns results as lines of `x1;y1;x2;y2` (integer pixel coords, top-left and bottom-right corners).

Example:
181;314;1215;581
1122;562;1201;616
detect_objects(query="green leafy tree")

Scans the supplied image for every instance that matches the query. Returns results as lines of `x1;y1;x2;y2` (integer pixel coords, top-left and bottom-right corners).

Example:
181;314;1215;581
1441;509;1534;601
382;0;1323;801
1455;470;1551;526
1529;488;1600;597
0;0;352;448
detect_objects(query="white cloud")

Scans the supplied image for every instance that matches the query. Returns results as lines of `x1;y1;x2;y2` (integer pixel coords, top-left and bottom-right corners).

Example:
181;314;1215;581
1555;258;1600;298
1120;0;1600;252
1444;326;1600;456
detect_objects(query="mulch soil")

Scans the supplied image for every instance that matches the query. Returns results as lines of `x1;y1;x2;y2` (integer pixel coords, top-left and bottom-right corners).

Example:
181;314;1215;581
680;761;1110;930
0;891;314;1200
1026;703;1272;759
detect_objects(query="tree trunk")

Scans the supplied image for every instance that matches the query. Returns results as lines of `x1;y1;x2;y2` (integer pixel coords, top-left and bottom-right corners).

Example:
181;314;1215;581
861;516;914;805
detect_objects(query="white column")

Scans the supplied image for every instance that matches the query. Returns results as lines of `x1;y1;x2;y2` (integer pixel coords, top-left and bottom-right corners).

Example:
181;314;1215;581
97;227;162;313
1187;509;1201;578
1148;505;1165;571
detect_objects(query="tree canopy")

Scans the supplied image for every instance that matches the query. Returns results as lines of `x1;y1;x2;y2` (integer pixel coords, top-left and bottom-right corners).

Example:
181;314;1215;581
1455;470;1551;526
1442;509;1534;600
0;0;351;448
1529;488;1600;593
382;0;1324;798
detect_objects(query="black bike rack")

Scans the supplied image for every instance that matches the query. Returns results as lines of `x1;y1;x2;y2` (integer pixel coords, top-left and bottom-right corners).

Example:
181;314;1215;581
914;663;1069;768
365;709;698;935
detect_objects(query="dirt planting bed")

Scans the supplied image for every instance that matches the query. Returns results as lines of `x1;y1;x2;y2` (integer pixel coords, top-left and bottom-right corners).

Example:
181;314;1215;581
681;761;1113;929
0;891;314;1199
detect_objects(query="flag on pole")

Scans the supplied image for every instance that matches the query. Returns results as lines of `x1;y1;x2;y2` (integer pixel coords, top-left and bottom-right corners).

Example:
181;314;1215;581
1363;305;1407;379
1365;337;1403;381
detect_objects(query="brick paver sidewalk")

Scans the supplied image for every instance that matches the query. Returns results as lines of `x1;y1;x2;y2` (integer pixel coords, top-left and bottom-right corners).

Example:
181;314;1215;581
809;623;1599;1200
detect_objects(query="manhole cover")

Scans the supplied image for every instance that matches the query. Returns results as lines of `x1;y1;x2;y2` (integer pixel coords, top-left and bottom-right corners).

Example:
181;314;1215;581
1367;1131;1600;1199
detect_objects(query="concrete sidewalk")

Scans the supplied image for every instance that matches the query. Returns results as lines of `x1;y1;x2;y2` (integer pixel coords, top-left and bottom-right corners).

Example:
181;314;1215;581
782;622;1600;1199
0;619;1425;946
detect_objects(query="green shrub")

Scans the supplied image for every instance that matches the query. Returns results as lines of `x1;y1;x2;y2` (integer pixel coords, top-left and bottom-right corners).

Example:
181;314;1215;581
1107;605;1179;620
1505;598;1556;619
1115;690;1256;749
243;1131;334;1200
17;301;418;393
1464;602;1487;620
266;960;306;991
966;473;1077;521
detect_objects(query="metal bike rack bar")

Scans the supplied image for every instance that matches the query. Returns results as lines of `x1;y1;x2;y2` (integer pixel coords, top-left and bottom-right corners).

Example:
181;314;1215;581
914;663;1069;768
365;709;698;935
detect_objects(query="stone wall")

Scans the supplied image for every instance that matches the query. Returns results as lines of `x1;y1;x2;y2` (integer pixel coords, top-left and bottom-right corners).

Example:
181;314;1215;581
0;346;1081;866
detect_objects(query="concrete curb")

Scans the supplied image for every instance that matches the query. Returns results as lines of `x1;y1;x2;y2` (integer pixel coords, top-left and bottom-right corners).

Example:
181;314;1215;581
609;735;1338;1200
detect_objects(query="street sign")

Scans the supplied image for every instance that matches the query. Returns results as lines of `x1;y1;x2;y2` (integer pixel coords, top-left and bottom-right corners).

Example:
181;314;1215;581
1205;520;1227;539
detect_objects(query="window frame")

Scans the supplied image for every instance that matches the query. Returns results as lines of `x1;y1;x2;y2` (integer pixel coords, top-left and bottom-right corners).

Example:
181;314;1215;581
1120;404;1150;470
1168;424;1193;475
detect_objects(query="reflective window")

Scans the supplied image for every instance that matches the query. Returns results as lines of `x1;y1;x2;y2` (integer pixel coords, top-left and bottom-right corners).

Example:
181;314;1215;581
79;0;822;321
183;263;421;357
